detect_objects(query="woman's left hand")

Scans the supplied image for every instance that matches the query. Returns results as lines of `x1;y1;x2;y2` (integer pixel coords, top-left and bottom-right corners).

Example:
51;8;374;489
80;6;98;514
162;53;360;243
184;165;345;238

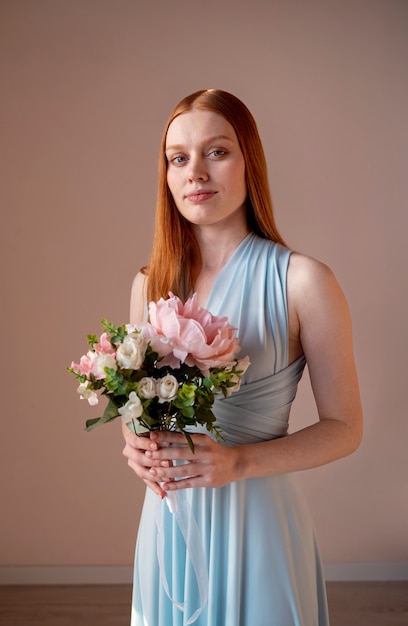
145;431;240;492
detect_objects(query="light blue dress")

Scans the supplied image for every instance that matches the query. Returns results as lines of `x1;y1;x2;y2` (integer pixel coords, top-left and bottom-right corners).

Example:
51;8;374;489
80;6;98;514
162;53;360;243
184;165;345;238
131;233;330;626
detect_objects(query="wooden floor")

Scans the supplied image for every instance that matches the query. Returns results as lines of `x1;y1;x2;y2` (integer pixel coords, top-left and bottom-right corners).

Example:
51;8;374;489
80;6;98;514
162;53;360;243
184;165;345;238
0;582;407;625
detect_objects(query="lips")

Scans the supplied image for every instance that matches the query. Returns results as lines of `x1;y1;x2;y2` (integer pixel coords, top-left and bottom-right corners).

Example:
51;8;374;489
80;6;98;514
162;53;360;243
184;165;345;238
186;190;216;203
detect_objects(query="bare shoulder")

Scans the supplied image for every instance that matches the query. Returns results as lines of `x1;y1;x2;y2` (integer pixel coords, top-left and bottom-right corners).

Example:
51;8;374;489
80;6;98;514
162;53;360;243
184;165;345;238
130;271;148;324
288;252;337;289
287;252;348;318
286;251;353;363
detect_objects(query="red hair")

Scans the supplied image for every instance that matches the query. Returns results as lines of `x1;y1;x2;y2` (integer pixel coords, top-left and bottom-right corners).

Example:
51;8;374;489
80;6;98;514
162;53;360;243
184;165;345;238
146;89;286;302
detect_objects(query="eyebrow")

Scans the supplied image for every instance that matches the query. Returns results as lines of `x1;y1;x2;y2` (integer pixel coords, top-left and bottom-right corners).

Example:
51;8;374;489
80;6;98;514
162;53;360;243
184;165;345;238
165;134;235;152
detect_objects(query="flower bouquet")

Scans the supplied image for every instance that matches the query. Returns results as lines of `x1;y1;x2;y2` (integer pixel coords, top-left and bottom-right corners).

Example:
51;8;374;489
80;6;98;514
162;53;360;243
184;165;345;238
68;293;250;453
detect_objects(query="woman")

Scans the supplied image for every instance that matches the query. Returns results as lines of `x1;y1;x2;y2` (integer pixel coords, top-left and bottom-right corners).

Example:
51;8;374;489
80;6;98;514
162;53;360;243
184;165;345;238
122;89;363;625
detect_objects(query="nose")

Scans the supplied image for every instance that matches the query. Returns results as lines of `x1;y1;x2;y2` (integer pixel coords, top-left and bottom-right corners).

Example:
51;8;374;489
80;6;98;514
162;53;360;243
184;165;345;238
188;156;209;182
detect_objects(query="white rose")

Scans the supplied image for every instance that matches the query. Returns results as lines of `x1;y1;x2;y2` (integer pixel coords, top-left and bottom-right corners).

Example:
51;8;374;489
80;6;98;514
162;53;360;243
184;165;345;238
156;375;179;403
118;391;143;422
138;377;157;399
116;333;147;370
77;382;99;406
92;353;117;380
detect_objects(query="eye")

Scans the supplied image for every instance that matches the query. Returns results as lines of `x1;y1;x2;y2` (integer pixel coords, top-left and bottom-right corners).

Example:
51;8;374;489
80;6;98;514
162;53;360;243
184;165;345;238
208;149;226;158
168;154;188;166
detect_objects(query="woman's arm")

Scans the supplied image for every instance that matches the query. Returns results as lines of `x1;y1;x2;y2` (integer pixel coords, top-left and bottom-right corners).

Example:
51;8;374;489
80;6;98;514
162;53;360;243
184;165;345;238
122;271;169;498
129;271;147;326
141;254;363;492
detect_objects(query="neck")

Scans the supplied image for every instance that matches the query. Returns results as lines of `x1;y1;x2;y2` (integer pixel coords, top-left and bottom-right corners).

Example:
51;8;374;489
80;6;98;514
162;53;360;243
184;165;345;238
190;225;250;307
192;223;250;272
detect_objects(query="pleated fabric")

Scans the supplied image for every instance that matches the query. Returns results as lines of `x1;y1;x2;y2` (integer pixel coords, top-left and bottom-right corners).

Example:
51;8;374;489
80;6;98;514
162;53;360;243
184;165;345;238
131;233;330;626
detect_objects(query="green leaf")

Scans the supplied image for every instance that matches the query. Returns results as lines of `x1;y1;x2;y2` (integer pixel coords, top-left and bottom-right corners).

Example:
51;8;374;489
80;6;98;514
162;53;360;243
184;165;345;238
126;419;150;436
181;405;195;419
183;431;195;453
101;318;117;334
102;397;121;421
87;334;98;347
85;417;104;431
104;368;127;395
100;319;128;347
84;398;120;431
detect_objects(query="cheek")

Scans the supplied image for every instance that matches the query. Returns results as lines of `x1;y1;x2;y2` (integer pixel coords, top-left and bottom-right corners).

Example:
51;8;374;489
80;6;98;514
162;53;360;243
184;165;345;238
232;163;247;197
166;171;179;199
166;175;184;213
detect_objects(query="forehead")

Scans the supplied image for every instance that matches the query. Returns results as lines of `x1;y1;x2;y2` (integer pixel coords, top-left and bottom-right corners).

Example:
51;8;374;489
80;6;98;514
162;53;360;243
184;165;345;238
165;109;238;148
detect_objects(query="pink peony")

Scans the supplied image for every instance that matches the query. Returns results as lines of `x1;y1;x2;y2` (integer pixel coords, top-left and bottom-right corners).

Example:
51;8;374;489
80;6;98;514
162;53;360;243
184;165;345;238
145;293;240;375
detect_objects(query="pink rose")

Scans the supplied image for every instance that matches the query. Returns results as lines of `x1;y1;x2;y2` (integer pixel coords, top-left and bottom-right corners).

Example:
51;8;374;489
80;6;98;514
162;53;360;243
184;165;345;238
71;351;117;380
145;293;240;375
94;332;116;355
71;351;97;377
71;332;116;377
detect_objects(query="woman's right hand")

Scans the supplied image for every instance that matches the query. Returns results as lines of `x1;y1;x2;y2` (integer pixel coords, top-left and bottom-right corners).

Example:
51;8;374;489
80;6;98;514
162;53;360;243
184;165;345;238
122;422;168;498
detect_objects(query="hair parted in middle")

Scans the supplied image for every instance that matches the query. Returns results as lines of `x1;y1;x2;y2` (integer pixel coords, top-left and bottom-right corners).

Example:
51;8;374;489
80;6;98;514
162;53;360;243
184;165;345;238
145;89;286;302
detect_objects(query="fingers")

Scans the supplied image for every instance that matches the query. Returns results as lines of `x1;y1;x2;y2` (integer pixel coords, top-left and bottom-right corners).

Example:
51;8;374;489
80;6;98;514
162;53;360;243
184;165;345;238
124;429;157;451
143;477;166;499
145;435;212;466
121;429;225;493
160;473;210;492
149;431;194;446
126;448;168;498
149;460;197;481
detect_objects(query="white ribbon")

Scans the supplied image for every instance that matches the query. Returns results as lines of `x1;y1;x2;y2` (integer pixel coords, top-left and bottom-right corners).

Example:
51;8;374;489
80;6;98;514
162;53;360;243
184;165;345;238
155;490;209;624
162;487;178;513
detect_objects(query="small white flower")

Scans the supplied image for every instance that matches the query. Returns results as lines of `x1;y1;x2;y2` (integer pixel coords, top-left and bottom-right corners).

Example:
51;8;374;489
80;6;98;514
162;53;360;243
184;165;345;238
125;324;139;334
224;373;240;397
138;377;157;399
77;382;99;406
224;356;250;397
156;375;179;403
118;391;143;422
236;355;250;375
116;333;147;370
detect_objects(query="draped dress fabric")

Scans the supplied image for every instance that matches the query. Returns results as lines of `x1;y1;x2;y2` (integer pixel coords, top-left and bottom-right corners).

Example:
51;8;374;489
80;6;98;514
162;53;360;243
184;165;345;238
131;233;330;626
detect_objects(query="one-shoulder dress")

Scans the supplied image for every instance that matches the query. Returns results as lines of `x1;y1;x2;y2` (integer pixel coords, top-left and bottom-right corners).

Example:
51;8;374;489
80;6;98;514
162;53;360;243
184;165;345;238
131;233;330;626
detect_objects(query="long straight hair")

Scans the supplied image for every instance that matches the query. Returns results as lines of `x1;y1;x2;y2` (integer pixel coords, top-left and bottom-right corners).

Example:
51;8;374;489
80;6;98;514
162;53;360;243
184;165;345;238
146;89;286;302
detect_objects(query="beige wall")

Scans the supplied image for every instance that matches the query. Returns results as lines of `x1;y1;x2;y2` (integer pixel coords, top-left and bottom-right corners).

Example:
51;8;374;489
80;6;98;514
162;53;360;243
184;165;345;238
1;0;407;579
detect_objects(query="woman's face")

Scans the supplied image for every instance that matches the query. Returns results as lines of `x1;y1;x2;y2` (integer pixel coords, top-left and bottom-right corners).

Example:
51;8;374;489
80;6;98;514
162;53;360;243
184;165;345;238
165;109;247;230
